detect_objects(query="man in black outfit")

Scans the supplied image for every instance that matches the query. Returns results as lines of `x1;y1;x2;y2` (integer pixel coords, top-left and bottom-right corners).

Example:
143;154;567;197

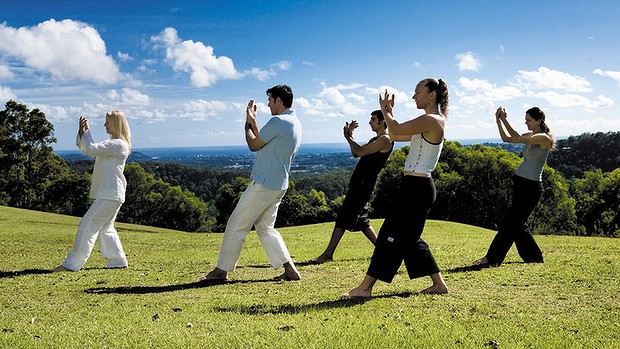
313;110;393;263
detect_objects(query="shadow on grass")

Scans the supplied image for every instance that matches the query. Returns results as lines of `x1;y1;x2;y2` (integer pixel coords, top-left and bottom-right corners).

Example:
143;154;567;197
296;257;369;267
446;261;531;273
84;278;274;295
215;291;416;315
445;264;492;273
0;269;52;278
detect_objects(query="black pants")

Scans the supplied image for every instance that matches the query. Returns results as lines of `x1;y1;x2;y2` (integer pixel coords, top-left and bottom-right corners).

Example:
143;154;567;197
485;175;544;265
367;176;440;282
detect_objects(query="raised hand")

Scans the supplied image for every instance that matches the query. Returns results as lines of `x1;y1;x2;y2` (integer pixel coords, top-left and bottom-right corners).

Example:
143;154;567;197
379;89;395;114
495;106;507;120
246;100;257;123
78;116;89;136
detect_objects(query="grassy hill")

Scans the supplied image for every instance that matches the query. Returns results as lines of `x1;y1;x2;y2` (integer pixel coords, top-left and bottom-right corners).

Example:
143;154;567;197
1;205;618;348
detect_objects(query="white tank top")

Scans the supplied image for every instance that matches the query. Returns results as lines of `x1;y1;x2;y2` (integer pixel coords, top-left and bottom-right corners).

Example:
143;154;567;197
404;133;443;175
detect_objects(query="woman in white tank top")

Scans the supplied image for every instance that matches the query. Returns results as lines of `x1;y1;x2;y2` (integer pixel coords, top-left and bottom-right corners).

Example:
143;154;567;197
345;78;450;298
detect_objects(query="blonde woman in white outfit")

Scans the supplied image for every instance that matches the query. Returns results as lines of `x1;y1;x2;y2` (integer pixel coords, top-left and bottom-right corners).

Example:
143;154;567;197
52;111;131;272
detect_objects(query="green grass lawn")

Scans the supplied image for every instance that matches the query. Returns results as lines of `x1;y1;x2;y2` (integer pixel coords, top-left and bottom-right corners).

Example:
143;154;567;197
1;205;619;348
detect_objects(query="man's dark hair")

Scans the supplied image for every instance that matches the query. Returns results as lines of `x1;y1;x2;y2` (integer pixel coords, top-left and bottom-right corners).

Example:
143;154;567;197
371;109;388;130
371;109;385;122
266;85;294;108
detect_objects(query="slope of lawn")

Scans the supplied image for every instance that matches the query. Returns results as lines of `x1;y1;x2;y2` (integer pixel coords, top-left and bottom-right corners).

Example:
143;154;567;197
1;205;618;348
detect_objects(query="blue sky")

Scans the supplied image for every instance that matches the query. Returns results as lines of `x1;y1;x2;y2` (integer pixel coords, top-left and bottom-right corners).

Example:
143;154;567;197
1;0;619;150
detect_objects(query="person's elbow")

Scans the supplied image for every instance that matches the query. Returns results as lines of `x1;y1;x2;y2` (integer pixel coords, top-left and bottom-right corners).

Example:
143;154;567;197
247;138;266;151
248;143;262;151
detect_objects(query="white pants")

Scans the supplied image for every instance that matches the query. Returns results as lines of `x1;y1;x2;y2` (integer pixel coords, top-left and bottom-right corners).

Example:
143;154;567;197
62;199;128;271
216;181;292;272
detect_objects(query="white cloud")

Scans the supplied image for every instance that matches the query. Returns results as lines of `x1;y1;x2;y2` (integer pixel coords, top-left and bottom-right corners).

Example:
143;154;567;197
178;99;241;120
107;88;150;106
270;60;291;71
244;60;292;81
150;27;241;87
297;82;369;117
529;91;613;109
0;85;17;101
0;65;14;79
455;51;482;72
457;77;524;108
244;67;275;81
0;19;120;84
513;67;591;92
117;52;133;62
593;68;620;86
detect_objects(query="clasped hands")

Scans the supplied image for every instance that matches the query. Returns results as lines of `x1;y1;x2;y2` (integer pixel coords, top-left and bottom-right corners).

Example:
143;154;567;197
379;89;395;114
78;116;89;137
343;120;359;139
496;106;507;121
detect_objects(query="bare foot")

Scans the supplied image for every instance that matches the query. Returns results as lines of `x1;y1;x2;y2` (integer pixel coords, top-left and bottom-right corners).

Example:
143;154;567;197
273;270;301;281
197;268;227;281
472;256;489;266
342;286;372;299
420;284;449;295
311;254;333;264
51;265;71;273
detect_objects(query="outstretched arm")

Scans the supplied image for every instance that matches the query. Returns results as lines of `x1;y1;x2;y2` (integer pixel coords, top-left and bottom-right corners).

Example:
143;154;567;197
379;89;436;136
496;107;551;148
245;100;267;151
346;132;392;158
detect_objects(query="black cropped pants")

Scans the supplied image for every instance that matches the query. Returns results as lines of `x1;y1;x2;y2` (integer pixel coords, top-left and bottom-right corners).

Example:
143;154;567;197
485;175;544;265
367;176;440;282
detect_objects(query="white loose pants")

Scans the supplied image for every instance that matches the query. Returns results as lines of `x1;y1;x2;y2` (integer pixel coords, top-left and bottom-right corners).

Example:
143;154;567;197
216;181;292;272
62;199;128;271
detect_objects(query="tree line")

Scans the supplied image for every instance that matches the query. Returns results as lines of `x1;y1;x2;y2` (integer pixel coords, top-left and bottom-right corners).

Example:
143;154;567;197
1;100;618;237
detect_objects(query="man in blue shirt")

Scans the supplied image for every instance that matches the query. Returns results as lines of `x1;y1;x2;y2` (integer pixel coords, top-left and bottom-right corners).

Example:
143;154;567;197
198;85;302;281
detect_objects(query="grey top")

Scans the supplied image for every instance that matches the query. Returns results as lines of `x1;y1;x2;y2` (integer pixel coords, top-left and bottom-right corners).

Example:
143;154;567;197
515;143;550;182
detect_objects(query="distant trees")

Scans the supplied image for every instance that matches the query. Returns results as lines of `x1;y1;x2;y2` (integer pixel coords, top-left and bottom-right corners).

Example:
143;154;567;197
0;100;90;214
548;131;620;178
120;164;213;232
570;168;619;237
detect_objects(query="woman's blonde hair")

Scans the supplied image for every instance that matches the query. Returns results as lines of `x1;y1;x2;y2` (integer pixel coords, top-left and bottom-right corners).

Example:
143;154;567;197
106;110;132;152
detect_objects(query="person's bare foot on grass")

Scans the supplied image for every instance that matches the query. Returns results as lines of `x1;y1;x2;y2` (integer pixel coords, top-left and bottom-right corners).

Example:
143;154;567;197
51;265;70;272
273;272;301;281
197;268;227;282
420;284;449;294
311;254;333;264
472;256;489;266
342;285;372;299
273;262;301;281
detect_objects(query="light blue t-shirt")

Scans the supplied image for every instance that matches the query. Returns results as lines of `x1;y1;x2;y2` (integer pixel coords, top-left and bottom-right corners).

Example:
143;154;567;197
250;109;302;190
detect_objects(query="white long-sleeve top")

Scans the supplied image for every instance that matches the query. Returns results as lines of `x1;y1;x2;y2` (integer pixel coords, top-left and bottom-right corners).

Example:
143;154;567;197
76;130;130;203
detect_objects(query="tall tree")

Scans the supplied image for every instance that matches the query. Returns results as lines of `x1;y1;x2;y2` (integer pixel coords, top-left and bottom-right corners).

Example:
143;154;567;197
0;100;59;208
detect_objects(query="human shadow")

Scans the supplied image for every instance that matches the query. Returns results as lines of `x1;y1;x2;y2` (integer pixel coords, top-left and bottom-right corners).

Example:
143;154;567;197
84;278;274;295
296;257;368;267
446;261;530;273
0;268;52;278
214;291;415;315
